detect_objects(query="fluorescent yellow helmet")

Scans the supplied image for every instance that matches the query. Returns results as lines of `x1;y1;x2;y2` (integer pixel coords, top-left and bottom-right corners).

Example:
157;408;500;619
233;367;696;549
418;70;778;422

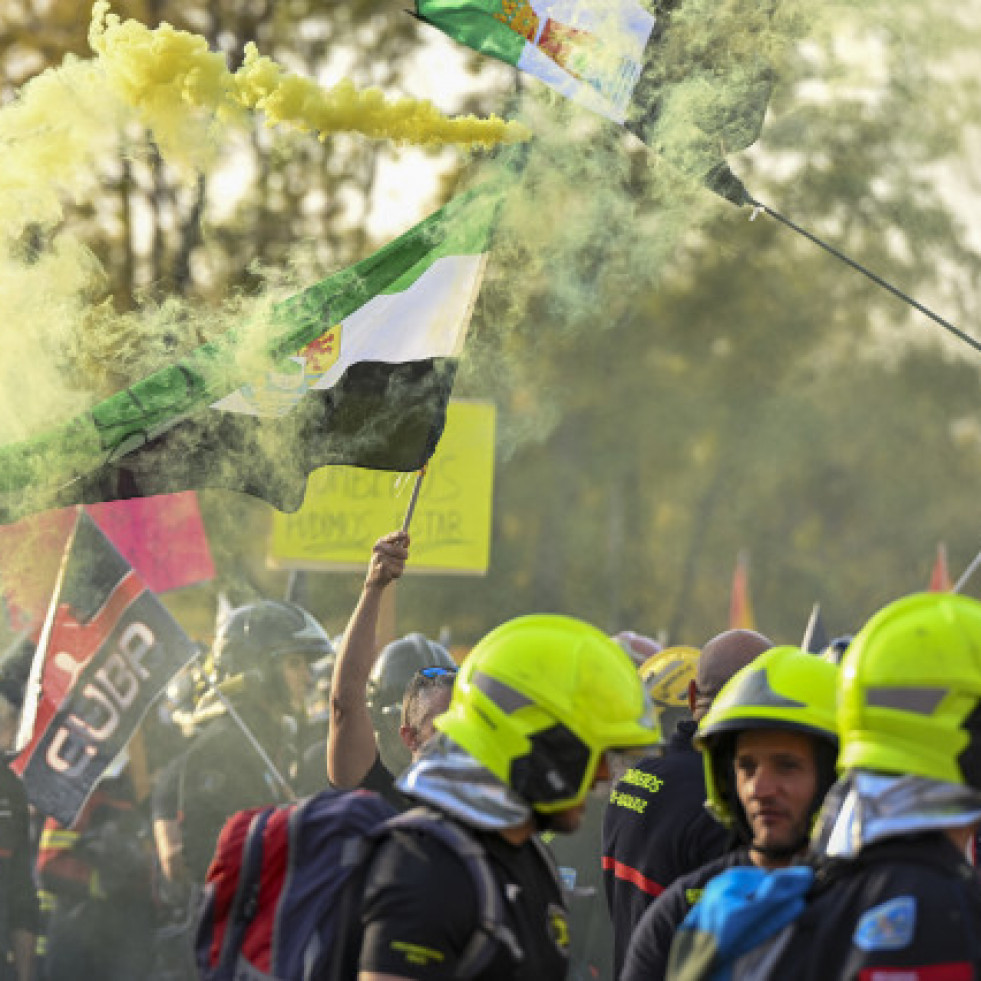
839;592;981;787
436;614;660;813
695;646;839;830
640;646;700;708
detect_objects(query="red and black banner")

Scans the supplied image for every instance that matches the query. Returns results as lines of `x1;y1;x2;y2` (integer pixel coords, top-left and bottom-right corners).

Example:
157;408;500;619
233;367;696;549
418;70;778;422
12;511;196;825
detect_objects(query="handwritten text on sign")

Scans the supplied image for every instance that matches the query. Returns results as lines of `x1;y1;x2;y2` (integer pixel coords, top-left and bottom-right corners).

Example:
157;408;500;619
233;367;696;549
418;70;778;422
269;400;495;574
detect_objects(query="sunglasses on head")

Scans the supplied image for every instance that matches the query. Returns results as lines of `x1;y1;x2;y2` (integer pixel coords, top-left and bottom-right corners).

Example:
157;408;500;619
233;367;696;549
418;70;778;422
416;666;457;680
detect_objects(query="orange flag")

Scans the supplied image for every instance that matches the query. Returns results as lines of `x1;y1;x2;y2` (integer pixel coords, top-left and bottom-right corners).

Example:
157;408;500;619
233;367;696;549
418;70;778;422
929;542;952;592
729;550;757;630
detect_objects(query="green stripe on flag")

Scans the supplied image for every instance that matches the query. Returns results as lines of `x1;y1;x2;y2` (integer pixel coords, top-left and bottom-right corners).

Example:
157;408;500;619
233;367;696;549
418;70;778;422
0;184;501;511
416;0;527;67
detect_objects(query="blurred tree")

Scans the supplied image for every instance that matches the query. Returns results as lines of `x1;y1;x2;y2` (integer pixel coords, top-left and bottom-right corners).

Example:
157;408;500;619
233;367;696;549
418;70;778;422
0;0;510;625
405;2;981;647
4;1;981;653
0;0;485;307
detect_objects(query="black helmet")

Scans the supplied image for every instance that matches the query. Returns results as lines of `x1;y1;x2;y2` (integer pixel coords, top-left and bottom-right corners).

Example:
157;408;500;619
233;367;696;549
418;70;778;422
212;600;332;683
366;633;455;772
366;633;455;719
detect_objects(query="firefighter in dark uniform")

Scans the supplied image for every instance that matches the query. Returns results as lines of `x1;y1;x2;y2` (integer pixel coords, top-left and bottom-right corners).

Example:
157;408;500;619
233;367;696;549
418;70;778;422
602;629;771;975
666;592;981;981
37;771;154;981
335;614;662;980
622;647;840;981
152;599;332;885
0;666;39;981
0;763;36;981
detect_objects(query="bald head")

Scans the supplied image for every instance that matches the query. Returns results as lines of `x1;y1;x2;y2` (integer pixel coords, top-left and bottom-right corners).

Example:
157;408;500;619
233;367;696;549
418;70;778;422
692;629;772;719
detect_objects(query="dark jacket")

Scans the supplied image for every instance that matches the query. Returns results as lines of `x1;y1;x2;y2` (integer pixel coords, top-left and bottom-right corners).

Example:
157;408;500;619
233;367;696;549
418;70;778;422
0;762;38;979
759;833;981;980
601;720;730;975
337;817;570;980
666;833;981;981
621;848;751;981
152;708;298;882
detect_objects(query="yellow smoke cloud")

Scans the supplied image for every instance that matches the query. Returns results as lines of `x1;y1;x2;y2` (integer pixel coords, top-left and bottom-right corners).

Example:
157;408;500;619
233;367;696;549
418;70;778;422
88;1;530;168
0;1;533;446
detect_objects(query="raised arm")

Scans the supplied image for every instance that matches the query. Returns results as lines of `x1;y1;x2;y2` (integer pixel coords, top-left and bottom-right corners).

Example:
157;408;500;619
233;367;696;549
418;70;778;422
327;531;408;788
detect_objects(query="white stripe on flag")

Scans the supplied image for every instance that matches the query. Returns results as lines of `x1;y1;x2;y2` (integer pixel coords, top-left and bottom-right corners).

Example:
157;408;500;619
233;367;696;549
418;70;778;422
215;252;487;418
515;0;656;123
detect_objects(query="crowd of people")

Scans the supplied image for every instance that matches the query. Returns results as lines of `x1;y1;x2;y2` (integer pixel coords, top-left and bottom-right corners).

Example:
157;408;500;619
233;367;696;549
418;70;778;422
2;527;981;980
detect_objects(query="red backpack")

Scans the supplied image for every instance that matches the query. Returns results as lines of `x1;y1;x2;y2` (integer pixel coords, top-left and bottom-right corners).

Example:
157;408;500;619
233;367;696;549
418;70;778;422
194;787;520;980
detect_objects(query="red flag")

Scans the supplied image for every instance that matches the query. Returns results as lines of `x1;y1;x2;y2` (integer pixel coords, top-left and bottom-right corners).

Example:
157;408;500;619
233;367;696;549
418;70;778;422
0;492;214;634
12;511;197;825
729;550;757;630
929;542;952;592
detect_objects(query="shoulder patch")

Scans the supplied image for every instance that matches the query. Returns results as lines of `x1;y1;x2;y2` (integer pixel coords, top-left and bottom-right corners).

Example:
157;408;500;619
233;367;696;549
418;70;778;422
558;866;577;891
853;896;916;952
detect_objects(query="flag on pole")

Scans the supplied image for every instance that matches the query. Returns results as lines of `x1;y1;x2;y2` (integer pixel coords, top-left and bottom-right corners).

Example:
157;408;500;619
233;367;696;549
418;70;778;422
929;542;951;592
728;550;756;631
0;493;214;633
11;511;198;825
413;0;776;203
0;186;501;524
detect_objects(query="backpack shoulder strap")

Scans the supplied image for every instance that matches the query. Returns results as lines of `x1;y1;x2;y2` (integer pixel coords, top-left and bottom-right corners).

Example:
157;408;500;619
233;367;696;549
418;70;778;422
528;832;564;894
216;807;275;976
380;807;524;977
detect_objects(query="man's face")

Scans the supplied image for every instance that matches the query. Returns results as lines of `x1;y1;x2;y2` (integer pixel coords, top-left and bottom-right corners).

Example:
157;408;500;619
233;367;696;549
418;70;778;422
538;753;612;835
400;685;454;758
279;653;313;716
733;729;818;860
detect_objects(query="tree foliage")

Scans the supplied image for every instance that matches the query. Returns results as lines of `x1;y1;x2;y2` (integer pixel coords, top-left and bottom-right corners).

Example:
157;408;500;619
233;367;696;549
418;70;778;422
4;1;981;650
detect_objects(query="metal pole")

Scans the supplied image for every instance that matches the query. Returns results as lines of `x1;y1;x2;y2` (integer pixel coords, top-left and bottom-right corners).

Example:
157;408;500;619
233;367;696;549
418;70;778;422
745;195;981;357
800;603;821;653
954;547;981;594
401;467;427;534
194;654;296;801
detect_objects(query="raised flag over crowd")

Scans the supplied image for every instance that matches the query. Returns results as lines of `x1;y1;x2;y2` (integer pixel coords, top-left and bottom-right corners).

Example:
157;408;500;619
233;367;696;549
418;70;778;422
929;542;952;592
0;185;501;523
11;511;198;826
413;0;777;203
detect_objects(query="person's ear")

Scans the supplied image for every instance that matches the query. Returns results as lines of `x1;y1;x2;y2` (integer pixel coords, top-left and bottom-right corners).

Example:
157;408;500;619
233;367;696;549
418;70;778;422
399;723;418;751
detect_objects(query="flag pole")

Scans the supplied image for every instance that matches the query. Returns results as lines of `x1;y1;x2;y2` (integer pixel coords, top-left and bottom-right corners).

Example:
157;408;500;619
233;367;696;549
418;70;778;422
800;602;821;653
401;466;427;534
745;195;981;357
954;546;981;594
193;654;296;802
14;508;82;754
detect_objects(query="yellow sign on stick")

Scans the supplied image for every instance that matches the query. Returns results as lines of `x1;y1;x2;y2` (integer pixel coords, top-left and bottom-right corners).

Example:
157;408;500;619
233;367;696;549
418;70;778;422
269;400;496;574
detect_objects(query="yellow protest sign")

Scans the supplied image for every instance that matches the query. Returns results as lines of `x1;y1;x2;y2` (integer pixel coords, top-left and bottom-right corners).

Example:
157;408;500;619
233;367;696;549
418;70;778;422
269;400;495;574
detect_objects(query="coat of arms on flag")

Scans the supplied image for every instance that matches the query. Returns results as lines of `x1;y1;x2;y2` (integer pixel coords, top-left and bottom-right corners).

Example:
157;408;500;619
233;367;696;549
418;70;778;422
0;184;500;522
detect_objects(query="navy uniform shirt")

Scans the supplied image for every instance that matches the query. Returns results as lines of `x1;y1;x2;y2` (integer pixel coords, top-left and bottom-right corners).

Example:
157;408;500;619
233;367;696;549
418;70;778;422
343;823;569;980
602;720;730;976
544;792;614;979
713;833;981;981
622;849;751;981
152;713;295;882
